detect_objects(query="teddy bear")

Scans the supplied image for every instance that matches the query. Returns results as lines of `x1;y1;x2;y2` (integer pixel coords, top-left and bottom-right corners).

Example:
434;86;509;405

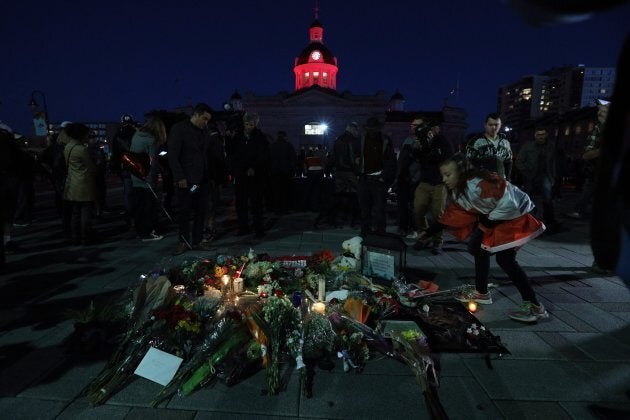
332;236;363;272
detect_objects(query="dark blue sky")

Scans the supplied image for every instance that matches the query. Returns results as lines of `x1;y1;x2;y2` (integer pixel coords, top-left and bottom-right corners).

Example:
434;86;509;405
2;0;628;135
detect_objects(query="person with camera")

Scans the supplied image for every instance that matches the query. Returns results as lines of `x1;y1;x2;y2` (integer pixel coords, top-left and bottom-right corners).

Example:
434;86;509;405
411;122;454;254
168;103;213;255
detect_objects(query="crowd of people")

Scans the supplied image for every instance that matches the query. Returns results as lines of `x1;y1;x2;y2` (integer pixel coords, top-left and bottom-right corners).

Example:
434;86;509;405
0;102;616;321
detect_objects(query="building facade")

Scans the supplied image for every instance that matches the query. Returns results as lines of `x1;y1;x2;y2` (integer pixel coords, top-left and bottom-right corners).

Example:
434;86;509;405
222;14;467;152
498;65;615;145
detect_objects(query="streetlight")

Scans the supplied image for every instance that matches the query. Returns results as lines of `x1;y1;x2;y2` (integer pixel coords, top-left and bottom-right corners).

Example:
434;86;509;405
28;90;50;137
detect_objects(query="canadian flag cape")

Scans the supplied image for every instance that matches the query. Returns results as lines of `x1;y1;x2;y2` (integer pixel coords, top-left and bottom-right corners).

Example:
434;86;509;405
438;175;545;253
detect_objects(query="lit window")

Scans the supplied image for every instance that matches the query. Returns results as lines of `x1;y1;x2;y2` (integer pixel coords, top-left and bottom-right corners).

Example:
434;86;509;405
575;125;582;135
304;123;328;135
564;126;570;136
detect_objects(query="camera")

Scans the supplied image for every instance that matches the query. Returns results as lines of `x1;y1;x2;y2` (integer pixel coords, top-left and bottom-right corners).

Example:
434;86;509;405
414;124;431;140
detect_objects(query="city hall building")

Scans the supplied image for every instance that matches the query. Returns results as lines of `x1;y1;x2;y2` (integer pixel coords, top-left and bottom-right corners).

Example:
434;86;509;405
222;16;468;151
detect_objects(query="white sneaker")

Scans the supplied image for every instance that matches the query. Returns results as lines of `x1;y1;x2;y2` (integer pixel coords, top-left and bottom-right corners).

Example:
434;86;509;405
141;233;163;242
406;231;419;239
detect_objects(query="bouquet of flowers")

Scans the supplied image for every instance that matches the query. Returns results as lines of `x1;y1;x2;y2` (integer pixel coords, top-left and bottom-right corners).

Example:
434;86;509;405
259;295;303;394
85;274;174;405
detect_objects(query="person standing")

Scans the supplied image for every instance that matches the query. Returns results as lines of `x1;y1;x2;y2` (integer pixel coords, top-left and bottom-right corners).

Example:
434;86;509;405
228;112;270;239
204;121;226;239
0;124;27;259
314;122;361;228
516;127;559;230
357;117;396;236
168;103;213;255
419;153;548;323
566;100;609;220
63;123;97;246
130;115;166;242
411;122;454;254
302;145;326;212
466;113;513;179
110;114;137;228
39;133;67;217
396;117;425;238
269;130;297;216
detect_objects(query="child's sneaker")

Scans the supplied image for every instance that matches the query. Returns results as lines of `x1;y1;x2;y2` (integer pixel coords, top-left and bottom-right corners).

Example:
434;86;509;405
508;302;549;323
453;289;493;304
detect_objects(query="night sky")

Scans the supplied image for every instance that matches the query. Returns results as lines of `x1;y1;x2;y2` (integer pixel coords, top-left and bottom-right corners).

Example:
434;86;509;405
2;0;629;136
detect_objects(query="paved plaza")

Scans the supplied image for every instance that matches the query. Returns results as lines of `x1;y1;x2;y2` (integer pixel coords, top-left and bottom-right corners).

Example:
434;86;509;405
1;179;629;419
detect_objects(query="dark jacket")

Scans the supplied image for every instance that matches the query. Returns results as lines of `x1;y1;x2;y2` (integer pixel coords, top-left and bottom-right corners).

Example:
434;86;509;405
413;134;454;184
228;128;270;179
269;138;296;177
359;131;396;185
515;139;557;186
168;119;210;185
333;130;360;192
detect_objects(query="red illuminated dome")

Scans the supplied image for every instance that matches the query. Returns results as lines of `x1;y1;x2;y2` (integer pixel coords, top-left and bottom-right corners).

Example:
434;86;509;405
294;19;338;91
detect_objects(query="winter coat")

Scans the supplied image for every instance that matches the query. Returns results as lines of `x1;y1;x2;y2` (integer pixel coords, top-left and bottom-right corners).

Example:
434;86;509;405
358;131;396;185
63;139;96;202
168;119;210;185
228;128;270;180
332;130;360;192
515;139;557;186
438;175;545;253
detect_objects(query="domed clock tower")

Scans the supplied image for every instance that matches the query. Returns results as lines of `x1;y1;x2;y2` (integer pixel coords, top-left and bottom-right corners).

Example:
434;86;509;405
293;14;338;91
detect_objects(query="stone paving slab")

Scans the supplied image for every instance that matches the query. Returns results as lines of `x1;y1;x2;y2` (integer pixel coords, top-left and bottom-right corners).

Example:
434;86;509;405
536;332;596;362
56;399;132;420
556;303;629;332
558;331;630;361
488;330;567;360
573;361;630;401
463;358;607;401
166;368;301;416
19;360;104;401
494;400;574;420
0;397;67;420
297;370;426;419
438;376;504;419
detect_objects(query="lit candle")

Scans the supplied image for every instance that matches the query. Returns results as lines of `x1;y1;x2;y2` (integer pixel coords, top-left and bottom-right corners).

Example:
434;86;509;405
312;301;326;315
233;277;243;294
468;301;477;313
317;277;326;302
221;274;231;286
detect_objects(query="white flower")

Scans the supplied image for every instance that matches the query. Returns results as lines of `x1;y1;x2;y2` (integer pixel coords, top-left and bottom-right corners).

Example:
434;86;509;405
422;304;430;313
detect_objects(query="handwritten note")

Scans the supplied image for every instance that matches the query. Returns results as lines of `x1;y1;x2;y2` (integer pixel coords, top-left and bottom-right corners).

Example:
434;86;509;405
134;347;183;386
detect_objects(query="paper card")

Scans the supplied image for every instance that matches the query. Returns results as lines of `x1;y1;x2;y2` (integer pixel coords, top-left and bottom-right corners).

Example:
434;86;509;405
365;251;396;280
134;347;183;386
